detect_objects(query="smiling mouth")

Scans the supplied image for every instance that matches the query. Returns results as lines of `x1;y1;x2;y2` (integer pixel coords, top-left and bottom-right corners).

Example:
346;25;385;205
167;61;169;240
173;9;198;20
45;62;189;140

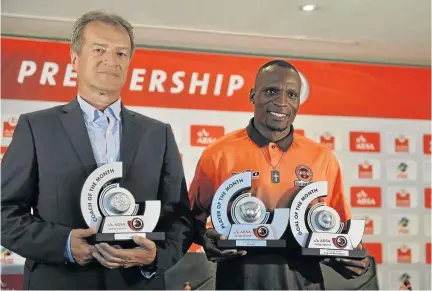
98;72;120;77
269;111;287;118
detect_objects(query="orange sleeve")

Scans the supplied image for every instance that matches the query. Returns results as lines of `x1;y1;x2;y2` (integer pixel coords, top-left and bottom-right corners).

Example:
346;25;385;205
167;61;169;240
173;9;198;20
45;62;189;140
188;150;217;225
326;152;352;224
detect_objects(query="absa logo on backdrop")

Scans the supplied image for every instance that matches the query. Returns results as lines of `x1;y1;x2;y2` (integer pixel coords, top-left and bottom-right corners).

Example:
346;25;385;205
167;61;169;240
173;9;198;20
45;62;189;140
350;186;382;207
190;125;225;147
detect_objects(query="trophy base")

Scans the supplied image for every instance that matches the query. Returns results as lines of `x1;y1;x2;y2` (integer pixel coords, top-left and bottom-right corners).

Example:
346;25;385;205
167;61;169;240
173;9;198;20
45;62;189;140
217;239;286;248
88;232;165;246
301;248;367;259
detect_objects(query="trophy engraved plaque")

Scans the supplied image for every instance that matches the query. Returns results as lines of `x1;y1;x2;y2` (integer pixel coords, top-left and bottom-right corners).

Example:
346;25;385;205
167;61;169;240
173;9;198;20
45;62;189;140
211;172;290;248
80;162;165;245
289;181;366;258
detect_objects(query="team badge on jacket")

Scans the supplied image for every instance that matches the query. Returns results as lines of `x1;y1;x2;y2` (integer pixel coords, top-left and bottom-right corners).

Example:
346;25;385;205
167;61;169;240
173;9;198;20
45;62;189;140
294;165;313;186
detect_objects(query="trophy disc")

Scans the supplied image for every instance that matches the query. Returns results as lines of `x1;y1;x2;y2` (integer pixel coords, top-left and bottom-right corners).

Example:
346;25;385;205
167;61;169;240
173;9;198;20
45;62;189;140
307;203;343;234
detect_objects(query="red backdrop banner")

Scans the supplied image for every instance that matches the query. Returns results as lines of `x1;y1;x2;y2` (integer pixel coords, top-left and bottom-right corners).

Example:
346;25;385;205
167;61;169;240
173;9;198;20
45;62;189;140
2;37;430;120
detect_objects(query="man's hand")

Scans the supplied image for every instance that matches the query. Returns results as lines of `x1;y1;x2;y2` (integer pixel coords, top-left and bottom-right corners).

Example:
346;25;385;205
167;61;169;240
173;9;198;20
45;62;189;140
203;228;247;263
92;236;156;269
322;243;370;279
70;228;98;266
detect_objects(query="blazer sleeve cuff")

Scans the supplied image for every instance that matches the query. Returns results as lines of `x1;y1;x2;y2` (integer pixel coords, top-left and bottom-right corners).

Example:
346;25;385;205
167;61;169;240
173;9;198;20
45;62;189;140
140;247;171;279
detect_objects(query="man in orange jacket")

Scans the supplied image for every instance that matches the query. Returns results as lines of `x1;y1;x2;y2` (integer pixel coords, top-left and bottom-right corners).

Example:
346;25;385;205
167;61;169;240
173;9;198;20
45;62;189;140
188;60;370;290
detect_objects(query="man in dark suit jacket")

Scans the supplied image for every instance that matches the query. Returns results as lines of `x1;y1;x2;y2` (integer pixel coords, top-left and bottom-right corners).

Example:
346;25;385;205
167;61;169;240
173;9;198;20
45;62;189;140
1;10;193;290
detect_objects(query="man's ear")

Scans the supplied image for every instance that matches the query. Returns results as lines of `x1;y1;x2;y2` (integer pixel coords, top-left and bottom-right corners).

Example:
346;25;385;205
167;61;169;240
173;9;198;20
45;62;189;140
249;88;255;104
70;50;78;73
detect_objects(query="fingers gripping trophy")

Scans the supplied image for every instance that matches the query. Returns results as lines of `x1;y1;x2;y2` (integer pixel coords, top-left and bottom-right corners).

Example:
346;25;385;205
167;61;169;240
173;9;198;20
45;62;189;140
80;162;165;246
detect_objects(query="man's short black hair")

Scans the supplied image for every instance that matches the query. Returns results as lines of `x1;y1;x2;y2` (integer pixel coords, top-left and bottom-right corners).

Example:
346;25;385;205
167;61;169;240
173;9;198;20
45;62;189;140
254;60;299;88
257;59;298;75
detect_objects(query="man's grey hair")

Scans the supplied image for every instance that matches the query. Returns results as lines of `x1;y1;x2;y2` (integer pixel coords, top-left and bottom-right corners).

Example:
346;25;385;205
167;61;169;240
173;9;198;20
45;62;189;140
71;10;135;55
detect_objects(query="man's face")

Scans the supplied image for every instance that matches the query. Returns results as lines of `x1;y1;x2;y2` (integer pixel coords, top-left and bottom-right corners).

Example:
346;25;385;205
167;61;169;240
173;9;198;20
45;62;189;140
71;21;132;94
250;66;301;133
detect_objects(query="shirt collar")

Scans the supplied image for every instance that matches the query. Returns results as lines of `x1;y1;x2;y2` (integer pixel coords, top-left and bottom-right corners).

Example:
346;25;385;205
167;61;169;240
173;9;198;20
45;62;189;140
246;118;294;152
77;95;122;122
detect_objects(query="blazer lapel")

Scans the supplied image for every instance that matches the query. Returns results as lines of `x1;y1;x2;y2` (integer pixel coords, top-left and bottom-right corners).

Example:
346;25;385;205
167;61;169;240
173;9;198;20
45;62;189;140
59;98;97;176
120;105;141;180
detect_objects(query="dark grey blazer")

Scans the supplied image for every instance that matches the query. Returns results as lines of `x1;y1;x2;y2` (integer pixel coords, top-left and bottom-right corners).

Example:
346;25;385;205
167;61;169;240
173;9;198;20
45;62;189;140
1;98;194;290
